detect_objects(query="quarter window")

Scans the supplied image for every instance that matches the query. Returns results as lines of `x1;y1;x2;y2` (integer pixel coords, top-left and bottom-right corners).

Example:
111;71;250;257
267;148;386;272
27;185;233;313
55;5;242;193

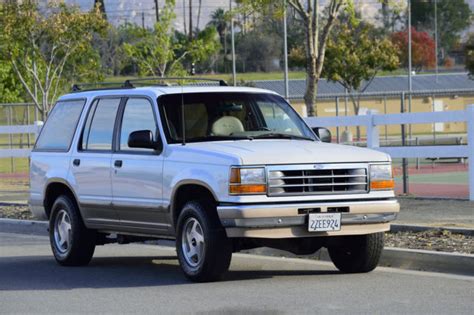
119;98;157;151
35;99;85;151
82;98;121;151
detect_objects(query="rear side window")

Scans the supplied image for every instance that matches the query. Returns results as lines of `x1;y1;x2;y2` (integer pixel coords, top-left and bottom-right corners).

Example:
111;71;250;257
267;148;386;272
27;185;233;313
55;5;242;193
81;98;121;151
35;99;85;151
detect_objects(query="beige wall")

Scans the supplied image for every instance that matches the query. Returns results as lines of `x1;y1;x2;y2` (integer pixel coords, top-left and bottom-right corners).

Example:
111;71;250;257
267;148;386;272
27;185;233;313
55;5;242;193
290;94;474;138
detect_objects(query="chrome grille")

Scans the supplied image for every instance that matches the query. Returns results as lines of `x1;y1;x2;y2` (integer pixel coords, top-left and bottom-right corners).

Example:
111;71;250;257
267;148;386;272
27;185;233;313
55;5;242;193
268;164;368;196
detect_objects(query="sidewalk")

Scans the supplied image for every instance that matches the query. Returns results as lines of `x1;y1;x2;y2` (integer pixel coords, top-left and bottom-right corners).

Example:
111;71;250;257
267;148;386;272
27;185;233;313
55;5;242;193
395;197;474;229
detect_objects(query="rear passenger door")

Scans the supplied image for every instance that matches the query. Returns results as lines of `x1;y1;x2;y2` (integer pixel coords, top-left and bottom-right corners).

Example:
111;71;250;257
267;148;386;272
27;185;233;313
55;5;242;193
111;97;168;234
70;97;122;228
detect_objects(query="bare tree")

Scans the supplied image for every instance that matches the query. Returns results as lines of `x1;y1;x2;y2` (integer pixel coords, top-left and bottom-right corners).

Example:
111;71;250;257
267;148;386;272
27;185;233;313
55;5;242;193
287;0;346;116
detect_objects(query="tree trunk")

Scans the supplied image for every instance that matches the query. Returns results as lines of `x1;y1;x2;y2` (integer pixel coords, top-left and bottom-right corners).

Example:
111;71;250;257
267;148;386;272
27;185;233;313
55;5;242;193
196;0;202;30
154;0;160;22
304;14;318;117
183;0;187;37
349;94;361;141
188;0;193;40
304;56;318;117
224;28;228;73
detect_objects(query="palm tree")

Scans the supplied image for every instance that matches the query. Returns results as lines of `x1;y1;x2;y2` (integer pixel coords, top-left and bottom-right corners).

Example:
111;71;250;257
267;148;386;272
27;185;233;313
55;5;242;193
208;8;228;53
208;8;229;72
93;0;107;20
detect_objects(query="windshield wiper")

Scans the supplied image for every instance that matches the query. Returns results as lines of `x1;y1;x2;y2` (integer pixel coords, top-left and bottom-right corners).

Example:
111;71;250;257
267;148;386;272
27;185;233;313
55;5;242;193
182;135;254;142
252;133;315;141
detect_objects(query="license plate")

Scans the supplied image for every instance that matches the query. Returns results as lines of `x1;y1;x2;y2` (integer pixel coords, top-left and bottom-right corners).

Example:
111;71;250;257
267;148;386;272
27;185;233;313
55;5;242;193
308;213;341;232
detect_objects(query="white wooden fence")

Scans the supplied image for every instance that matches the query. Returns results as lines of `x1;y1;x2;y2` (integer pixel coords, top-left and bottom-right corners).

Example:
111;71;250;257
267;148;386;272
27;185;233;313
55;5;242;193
0;121;43;158
306;105;474;201
1;107;473;200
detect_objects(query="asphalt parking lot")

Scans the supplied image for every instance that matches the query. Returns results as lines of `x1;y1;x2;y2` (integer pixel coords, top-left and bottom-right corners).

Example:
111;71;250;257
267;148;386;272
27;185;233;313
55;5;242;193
0;231;473;314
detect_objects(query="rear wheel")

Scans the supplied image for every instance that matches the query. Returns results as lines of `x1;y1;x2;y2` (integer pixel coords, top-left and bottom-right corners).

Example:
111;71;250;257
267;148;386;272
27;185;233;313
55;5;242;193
49;195;96;266
328;232;384;273
176;201;232;282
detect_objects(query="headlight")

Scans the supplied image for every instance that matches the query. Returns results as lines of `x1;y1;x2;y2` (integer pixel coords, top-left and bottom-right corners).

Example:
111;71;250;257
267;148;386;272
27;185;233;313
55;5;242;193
370;164;394;190
229;167;266;194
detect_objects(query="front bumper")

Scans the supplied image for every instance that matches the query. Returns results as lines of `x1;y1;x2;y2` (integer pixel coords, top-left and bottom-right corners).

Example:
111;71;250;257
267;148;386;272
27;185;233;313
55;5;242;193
217;199;399;238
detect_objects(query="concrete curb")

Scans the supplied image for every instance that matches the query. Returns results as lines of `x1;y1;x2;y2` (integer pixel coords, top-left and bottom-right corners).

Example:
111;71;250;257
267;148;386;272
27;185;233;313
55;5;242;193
0;218;48;235
391;224;474;236
1;218;473;276
246;247;474;277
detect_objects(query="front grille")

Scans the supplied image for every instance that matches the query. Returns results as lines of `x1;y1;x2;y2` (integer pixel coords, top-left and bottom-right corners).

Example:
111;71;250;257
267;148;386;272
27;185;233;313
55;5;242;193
268;164;368;196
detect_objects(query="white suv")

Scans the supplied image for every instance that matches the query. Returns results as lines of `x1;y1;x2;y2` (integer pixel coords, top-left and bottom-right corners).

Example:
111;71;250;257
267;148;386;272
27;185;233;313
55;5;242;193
29;79;399;282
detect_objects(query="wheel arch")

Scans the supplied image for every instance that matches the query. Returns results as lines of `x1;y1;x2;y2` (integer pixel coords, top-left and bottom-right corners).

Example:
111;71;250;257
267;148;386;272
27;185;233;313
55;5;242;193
170;180;219;230
43;178;81;220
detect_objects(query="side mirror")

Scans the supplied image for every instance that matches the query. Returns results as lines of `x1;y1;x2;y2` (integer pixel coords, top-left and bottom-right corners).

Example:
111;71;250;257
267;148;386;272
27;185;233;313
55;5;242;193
128;130;162;151
312;127;332;143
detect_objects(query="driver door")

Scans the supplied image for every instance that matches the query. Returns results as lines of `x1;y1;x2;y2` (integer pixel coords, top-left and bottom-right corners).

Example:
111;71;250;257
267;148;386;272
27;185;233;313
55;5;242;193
111;97;169;234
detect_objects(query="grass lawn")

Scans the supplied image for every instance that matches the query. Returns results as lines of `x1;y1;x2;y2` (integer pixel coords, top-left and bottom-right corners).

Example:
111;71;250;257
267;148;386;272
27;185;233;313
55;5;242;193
0;157;29;173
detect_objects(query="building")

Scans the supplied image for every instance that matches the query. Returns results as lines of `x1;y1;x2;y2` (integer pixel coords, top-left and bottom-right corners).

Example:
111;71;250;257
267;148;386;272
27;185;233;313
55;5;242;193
253;73;474;137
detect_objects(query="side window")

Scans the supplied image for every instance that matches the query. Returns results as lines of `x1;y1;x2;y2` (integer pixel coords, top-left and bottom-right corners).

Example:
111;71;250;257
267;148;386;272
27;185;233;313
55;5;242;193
35;99;85;151
81;98;121;151
119;98;157;152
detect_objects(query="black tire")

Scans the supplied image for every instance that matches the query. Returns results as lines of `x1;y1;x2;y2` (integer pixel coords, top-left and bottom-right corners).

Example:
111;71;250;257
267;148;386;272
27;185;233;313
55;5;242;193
176;201;232;282
328;232;384;273
49;195;96;266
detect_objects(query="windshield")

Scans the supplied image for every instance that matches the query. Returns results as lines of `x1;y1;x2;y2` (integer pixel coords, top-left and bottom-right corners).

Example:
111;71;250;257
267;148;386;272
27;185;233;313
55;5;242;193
158;92;316;143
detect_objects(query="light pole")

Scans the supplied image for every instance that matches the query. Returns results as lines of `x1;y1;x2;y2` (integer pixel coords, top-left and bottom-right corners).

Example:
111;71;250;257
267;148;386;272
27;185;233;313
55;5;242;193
408;0;412;94
434;0;438;82
283;0;289;100
402;0;412;195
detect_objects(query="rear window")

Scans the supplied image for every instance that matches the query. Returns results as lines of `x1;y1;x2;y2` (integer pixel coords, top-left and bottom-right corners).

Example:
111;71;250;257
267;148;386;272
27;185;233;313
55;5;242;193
35;99;85;151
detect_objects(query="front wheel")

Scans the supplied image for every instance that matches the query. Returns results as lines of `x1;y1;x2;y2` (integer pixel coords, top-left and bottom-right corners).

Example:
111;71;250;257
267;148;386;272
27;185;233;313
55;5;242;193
176;201;232;282
327;232;384;273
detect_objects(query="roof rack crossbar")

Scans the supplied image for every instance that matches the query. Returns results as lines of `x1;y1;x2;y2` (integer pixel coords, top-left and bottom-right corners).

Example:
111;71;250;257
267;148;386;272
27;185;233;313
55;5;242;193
71;82;134;92
125;77;228;87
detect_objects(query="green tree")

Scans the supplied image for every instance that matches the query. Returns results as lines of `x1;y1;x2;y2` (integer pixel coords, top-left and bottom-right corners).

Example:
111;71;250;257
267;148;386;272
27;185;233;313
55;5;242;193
123;1;220;77
467;34;474;79
412;0;471;56
323;19;399;139
0;2;107;118
208;8;230;72
0;61;24;103
237;30;282;72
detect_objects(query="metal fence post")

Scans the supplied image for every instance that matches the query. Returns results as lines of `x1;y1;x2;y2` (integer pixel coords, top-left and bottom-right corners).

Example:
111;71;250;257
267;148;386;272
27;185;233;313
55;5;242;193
8;106;14;173
367;110;379;149
335;97;340;143
467;105;474;201
400;92;409;194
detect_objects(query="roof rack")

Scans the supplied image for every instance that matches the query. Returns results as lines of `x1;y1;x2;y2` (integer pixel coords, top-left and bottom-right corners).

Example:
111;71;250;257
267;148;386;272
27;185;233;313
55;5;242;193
71;82;133;92
71;77;228;92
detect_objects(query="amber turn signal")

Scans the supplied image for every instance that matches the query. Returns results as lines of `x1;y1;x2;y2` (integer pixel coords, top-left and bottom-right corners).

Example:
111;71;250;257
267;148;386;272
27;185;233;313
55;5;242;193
230;168;241;184
370;179;395;190
229;184;266;194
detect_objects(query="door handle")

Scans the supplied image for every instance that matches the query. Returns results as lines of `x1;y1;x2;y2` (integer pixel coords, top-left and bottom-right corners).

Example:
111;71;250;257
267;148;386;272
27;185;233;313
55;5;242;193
114;160;123;168
73;159;80;166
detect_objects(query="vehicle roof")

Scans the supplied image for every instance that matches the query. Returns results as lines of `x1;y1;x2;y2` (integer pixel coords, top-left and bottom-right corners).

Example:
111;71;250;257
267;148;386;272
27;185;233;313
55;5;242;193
58;86;280;102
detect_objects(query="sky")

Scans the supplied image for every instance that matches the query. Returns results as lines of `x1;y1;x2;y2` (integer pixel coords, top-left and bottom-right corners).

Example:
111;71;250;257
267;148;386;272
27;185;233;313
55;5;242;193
61;0;231;31
44;0;474;34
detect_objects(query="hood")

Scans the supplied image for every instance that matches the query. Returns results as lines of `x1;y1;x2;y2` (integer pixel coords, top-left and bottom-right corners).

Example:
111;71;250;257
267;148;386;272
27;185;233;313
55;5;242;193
186;140;390;165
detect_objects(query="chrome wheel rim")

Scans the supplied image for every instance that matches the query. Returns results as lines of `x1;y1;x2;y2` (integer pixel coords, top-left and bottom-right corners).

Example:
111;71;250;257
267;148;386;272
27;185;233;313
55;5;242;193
181;217;205;268
54;209;72;254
